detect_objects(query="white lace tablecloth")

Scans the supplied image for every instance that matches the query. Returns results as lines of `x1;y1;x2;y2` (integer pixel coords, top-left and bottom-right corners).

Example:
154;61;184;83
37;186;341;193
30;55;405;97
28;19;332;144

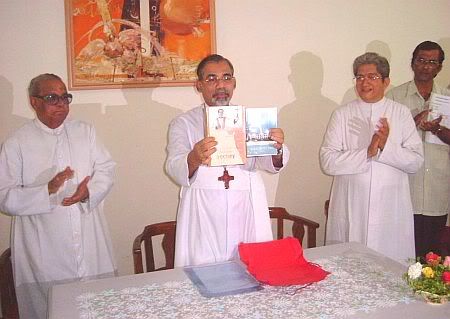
76;255;415;319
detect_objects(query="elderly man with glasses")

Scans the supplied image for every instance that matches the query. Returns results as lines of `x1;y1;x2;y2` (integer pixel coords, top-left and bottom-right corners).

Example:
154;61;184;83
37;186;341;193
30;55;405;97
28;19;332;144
165;54;289;267
387;41;450;259
320;52;424;265
0;73;117;319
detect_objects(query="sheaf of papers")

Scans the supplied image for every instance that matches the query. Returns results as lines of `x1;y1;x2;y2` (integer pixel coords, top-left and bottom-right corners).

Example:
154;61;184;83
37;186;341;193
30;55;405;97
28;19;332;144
425;93;450;145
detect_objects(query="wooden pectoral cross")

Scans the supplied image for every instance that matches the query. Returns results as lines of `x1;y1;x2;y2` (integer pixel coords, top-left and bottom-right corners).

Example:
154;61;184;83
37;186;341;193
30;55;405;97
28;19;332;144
218;167;234;189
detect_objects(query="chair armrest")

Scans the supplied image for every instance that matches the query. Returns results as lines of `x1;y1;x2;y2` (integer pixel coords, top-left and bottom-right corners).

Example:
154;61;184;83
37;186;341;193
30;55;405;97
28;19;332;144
290;214;320;228
269;207;320;248
132;234;144;274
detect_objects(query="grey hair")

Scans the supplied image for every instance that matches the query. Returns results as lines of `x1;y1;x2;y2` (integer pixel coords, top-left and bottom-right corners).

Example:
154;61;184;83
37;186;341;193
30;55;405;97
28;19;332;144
353;52;390;78
196;54;234;80
28;73;63;97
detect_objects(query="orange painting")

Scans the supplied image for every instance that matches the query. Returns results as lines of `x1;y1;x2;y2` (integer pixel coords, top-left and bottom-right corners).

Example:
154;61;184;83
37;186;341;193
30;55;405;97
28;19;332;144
65;0;215;89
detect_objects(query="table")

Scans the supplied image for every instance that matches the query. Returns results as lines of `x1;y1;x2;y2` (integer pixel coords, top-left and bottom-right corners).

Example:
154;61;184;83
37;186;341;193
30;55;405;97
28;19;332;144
48;242;450;318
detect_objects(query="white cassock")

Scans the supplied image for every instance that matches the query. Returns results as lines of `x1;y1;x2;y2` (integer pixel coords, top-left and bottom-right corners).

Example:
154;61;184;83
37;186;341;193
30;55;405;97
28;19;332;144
0;119;117;319
320;98;423;264
166;105;289;267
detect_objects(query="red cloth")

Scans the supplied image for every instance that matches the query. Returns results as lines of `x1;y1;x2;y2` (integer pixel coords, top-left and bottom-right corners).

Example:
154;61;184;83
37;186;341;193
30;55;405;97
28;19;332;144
238;237;330;286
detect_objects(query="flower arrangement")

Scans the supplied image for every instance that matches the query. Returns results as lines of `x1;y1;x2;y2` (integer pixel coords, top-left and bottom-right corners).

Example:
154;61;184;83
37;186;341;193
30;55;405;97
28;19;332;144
404;252;450;304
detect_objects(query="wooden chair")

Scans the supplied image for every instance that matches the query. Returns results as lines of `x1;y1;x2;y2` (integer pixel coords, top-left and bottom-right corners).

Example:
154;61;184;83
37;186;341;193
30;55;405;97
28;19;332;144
132;208;320;274
269;207;319;248
132;221;176;274
0;248;19;319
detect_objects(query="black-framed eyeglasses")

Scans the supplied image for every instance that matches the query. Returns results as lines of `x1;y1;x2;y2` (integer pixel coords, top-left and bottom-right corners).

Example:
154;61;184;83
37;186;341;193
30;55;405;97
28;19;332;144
34;93;73;105
203;74;235;84
354;74;383;82
414;57;441;67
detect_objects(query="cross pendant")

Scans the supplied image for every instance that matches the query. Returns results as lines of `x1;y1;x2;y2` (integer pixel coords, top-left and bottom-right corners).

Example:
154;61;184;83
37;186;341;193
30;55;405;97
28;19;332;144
218;167;234;189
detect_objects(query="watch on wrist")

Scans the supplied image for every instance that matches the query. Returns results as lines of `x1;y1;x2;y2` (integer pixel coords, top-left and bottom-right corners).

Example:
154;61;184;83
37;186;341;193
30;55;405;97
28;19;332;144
432;125;443;135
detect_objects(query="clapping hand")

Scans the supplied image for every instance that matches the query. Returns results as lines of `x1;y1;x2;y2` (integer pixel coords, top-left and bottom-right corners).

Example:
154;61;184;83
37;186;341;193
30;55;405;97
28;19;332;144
62;176;90;206
48;167;74;194
368;118;389;157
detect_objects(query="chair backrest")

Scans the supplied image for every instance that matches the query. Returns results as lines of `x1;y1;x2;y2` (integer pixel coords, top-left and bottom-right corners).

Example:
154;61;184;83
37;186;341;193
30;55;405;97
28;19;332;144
324;199;330;243
269;207;319;248
0;248;19;319
133;221;176;274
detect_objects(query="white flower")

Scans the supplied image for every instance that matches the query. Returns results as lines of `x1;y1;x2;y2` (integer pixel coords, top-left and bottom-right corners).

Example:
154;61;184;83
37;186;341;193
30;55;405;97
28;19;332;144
407;262;422;280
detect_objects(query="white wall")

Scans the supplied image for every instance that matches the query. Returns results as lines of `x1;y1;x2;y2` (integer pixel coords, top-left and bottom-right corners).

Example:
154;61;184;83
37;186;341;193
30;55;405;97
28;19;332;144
1;0;449;275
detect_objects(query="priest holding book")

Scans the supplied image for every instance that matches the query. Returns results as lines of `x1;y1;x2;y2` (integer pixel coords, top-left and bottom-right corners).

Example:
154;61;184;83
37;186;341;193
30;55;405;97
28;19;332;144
165;54;289;267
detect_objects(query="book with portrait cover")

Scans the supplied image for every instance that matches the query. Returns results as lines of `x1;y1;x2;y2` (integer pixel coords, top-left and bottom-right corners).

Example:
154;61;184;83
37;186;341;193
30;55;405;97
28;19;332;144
245;107;278;157
205;105;247;166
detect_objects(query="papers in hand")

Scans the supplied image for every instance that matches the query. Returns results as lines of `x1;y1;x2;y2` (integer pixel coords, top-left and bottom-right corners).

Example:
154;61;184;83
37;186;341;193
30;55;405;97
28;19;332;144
184;260;262;298
425;93;450;145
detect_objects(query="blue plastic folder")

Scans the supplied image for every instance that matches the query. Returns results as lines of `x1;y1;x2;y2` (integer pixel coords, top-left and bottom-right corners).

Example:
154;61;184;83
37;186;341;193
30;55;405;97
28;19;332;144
184;260;262;298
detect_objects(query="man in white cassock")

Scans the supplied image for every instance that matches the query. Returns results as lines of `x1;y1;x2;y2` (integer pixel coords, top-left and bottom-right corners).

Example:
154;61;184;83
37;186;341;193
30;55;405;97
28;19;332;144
320;53;424;264
166;54;289;267
0;74;117;319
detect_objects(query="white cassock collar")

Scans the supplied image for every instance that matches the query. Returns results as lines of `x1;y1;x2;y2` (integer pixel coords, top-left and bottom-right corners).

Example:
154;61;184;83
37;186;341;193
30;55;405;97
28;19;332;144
34;118;65;136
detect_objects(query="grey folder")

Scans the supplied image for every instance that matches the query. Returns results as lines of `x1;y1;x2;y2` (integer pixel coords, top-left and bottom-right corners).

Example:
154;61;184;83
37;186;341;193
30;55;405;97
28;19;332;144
184;260;262;298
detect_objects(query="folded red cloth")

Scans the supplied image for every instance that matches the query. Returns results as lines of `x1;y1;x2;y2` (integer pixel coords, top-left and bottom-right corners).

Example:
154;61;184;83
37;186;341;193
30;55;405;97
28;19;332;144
238;237;330;286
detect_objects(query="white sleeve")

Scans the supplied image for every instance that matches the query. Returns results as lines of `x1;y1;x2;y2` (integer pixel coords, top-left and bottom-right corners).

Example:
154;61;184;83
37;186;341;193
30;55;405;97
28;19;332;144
255;144;290;173
0;138;52;216
319;110;371;176
85;125;116;210
376;107;424;173
165;117;192;186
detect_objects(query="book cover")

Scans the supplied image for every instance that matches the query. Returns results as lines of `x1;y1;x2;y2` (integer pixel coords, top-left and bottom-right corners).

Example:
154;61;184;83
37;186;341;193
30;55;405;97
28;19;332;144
245;107;278;157
205;105;246;166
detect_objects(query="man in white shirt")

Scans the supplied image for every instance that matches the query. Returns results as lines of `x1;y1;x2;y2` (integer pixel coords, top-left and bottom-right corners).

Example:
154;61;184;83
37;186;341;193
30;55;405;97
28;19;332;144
320;53;424;264
165;54;289;267
0;74;117;319
386;41;450;258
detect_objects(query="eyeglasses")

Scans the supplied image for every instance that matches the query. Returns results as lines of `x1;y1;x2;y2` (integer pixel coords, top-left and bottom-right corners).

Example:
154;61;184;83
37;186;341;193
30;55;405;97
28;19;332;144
354;74;383;82
203;74;235;84
414;58;441;67
34;93;73;105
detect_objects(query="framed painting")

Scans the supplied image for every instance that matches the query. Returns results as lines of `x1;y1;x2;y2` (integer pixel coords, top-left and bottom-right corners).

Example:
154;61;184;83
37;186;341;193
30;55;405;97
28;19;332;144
64;0;216;90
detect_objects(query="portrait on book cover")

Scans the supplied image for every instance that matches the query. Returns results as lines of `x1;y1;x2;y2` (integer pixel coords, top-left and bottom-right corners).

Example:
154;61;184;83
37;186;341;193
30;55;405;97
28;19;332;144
207;106;246;166
65;0;216;90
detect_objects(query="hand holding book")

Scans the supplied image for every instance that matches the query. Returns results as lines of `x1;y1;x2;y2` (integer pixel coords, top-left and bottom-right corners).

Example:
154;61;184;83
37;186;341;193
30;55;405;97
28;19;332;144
187;137;217;177
269;128;284;152
204;106;284;166
269;128;285;168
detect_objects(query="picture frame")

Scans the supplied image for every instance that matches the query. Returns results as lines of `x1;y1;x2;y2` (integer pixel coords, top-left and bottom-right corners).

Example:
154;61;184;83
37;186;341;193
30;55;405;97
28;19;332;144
64;0;216;90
